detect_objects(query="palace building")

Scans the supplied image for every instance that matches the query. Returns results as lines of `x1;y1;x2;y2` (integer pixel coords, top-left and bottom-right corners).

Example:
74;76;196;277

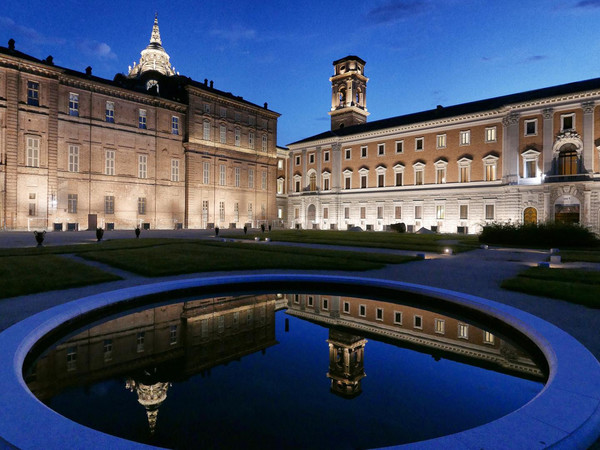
0;15;279;231
286;56;600;234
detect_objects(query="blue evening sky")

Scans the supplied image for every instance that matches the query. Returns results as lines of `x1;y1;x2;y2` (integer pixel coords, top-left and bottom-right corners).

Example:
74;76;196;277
2;1;600;145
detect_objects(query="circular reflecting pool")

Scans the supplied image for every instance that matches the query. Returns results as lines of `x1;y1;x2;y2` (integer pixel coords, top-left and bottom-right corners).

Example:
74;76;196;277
24;288;547;449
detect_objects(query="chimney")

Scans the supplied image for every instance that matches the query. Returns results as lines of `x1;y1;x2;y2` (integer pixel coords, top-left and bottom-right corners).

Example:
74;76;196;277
85;66;92;76
8;39;15;51
209;80;213;88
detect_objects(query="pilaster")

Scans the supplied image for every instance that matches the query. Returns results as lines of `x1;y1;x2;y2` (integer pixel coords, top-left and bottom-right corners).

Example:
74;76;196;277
582;101;595;173
4;70;19;228
502;112;520;184
542;108;554;175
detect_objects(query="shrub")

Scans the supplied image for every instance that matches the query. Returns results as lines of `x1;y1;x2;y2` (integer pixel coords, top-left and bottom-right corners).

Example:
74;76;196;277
479;222;600;248
390;222;406;233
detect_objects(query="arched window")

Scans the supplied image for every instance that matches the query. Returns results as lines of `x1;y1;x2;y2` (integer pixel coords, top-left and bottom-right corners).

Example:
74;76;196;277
558;148;578;175
523;207;537;225
338;88;346;107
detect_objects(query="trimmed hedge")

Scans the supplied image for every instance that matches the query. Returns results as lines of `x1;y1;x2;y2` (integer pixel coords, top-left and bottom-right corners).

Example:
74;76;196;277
479;222;600;248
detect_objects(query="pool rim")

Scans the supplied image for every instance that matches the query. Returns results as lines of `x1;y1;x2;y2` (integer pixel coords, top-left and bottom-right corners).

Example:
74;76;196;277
0;274;599;449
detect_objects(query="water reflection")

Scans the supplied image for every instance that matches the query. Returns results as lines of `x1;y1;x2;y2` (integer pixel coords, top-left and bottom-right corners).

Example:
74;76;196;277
24;292;545;447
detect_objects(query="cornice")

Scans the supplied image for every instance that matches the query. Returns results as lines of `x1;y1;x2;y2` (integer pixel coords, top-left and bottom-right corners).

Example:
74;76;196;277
0;55;62;79
186;85;280;118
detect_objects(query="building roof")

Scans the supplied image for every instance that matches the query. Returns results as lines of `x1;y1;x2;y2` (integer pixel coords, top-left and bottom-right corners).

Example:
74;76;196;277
288;76;600;146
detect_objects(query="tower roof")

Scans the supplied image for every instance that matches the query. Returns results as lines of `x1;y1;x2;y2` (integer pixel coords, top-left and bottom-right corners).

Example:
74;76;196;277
128;14;176;78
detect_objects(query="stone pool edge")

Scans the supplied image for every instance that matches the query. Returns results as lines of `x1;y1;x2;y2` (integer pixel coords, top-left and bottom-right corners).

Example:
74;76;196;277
0;274;598;449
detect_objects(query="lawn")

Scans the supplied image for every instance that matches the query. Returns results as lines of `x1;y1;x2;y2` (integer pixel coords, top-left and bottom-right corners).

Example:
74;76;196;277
501;267;600;308
0;254;121;299
0;238;419;298
223;230;479;253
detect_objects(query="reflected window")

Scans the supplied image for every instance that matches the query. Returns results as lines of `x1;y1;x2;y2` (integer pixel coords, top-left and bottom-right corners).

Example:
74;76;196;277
394;311;403;325
458;323;469;339
414;315;423;329
343;301;350;314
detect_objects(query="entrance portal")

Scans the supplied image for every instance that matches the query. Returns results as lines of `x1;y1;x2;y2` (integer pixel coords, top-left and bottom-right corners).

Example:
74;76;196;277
554;195;580;224
523;207;537;225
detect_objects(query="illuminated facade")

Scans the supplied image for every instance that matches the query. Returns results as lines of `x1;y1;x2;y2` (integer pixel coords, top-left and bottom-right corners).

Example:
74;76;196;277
0;16;279;231
287;56;600;233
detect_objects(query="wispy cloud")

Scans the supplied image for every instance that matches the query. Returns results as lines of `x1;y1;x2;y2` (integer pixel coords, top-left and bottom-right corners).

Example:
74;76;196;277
523;55;548;63
209;25;257;44
76;40;117;60
365;0;429;24
0;16;65;45
574;0;600;8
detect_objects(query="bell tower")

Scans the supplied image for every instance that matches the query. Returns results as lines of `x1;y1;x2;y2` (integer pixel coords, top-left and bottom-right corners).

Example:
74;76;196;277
329;56;369;130
326;329;367;398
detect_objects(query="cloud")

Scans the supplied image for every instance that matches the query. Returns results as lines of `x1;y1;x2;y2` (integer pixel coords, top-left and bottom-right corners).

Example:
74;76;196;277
574;0;600;7
209;26;257;44
365;0;429;24
523;55;548;63
0;16;65;45
76;40;117;60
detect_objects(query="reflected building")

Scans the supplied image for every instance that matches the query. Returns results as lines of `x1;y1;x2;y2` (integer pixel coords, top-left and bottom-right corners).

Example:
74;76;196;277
327;329;366;398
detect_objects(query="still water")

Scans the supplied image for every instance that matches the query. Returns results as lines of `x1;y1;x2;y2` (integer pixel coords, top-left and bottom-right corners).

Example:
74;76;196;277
25;292;545;449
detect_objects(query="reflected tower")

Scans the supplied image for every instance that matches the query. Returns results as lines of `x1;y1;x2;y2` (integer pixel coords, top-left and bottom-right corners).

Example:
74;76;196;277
326;329;367;398
126;375;171;435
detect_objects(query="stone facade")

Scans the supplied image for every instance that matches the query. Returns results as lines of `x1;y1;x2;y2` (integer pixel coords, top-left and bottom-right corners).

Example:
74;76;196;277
0;17;279;231
287;57;600;234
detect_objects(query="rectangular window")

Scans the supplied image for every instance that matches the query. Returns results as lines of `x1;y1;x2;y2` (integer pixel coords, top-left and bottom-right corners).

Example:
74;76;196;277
172;116;179;135
235;167;241;187
394;311;403;325
137;331;145;352
105;101;114;123
359;304;366;317
104;196;114;214
234;202;240;222
203;162;210;184
323;151;330;162
103;339;112;362
262;134;268;151
277;178;284;194
376;308;383;321
248;115;255;126
360;206;366;219
415;205;422;220
525;119;537;136
248;168;254;188
220;124;226;144
235;128;241;147
219;164;226;186
395;172;403;186
262;171;267;190
485;204;495;220
294;207;299;220
220;107;227;118
485;163;497;181
26;136;40;167
436;134;446;149
485;126;497;142
343;301;350;314
378;173;384;187
204;104;211;114
219;201;225;222
360;146;367;158
361;174;367;189
436;167;445;184
235;112;241;122
458;323;469;339
459;204;468;220
105;150;115;175
435;318;445;334
171;159;179;182
415;168;424;185
248;203;253;221
203;121;211;140
345;148;351;159
68;194;78;214
138;197;146;215
414;315;423;329
395;140;404;154
27;81;40;106
459;130;470;145
459;166;469;183
323;207;329;219
28;194;36;216
323;177;330;190
249;131;255;149
415;137;424;151
344;174;351;189
309;153;315;164
377;143;385;156
561;114;574;131
295;179;301;193
69;93;79;116
436;205;445;220
68;145;79;172
395;206;402;219
295;155;301;166
377;206;383;219
202;201;209;223
525;159;537;178
138;109;147;129
138;154;147;179
170;325;178;345
344;207;350;219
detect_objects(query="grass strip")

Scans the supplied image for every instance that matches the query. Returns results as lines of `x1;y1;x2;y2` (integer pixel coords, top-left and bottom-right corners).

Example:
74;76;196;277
559;250;600;263
501;267;600;308
222;230;479;253
80;241;419;277
0;254;122;299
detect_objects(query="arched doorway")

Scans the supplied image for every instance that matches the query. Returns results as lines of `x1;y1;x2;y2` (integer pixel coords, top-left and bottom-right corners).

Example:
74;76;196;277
307;204;316;229
523;207;537;225
554;194;580;224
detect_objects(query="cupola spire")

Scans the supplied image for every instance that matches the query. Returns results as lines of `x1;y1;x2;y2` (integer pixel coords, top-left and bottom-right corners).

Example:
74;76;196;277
127;13;176;79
